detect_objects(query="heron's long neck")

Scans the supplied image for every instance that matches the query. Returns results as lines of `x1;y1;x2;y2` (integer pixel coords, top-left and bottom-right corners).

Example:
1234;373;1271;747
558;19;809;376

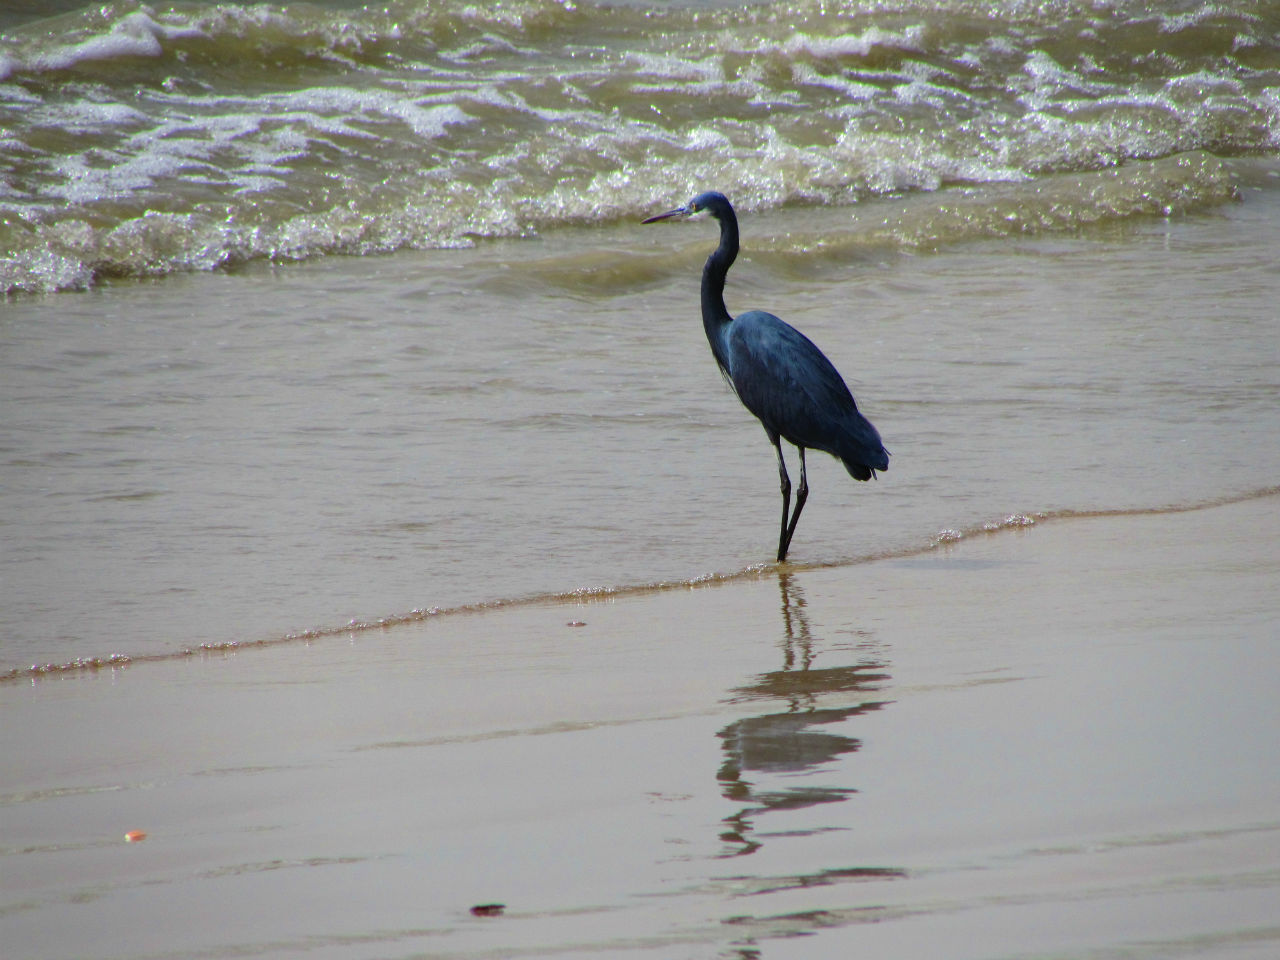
701;211;738;376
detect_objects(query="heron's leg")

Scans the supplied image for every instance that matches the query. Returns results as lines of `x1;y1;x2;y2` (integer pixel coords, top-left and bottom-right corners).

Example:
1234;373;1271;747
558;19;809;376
771;433;791;563
780;447;808;561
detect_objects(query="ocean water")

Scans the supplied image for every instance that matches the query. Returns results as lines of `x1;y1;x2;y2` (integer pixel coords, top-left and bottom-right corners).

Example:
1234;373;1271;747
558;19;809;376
3;0;1280;675
4;0;1279;294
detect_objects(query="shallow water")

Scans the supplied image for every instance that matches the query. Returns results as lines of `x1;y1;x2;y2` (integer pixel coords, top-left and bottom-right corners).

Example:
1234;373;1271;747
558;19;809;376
4;161;1280;673
6;0;1280;673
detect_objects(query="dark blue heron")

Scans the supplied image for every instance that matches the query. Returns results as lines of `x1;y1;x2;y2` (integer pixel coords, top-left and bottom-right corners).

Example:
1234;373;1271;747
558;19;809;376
643;191;888;562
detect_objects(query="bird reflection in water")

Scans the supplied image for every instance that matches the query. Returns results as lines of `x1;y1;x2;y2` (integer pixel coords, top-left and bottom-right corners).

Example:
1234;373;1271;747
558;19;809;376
716;572;891;858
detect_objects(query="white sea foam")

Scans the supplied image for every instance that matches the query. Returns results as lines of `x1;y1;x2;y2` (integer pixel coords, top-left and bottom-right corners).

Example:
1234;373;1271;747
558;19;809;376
2;0;1274;296
626;51;725;84
789;63;880;101
28;11;202;73
761;26;928;59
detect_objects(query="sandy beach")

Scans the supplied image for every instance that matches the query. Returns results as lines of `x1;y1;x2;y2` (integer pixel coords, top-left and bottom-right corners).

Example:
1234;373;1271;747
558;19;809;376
4;491;1277;959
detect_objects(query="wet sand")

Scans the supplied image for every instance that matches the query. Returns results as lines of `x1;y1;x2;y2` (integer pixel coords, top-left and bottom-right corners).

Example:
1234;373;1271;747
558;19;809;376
3;492;1278;959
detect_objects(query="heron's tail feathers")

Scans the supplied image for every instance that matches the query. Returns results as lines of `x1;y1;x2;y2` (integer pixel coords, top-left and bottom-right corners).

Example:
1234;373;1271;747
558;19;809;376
844;460;875;481
837;420;889;482
842;456;890;481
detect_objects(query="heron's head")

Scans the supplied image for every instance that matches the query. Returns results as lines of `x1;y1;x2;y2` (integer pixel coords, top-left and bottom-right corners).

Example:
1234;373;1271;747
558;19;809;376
641;190;732;224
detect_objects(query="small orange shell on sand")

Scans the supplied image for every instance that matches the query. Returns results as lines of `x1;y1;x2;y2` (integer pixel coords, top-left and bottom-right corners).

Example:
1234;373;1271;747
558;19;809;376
123;830;148;843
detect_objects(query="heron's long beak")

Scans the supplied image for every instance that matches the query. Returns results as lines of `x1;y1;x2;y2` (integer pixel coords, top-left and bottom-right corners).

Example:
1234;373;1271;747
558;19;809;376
641;205;690;224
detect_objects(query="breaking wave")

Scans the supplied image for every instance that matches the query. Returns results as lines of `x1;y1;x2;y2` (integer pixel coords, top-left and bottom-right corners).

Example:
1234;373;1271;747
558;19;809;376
3;0;1278;294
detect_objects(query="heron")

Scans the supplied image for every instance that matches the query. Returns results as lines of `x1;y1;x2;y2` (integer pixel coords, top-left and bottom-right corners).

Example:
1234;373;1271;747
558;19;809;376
642;191;888;563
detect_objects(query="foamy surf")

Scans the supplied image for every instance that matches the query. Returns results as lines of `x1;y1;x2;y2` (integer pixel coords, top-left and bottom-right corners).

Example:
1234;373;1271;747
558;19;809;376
3;0;1277;294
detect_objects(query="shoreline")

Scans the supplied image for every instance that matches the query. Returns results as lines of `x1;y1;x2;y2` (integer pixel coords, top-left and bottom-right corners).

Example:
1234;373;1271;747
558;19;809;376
6;482;1277;684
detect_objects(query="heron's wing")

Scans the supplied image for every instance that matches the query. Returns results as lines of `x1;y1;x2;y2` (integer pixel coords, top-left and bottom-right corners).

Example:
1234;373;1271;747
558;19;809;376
727;311;885;466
